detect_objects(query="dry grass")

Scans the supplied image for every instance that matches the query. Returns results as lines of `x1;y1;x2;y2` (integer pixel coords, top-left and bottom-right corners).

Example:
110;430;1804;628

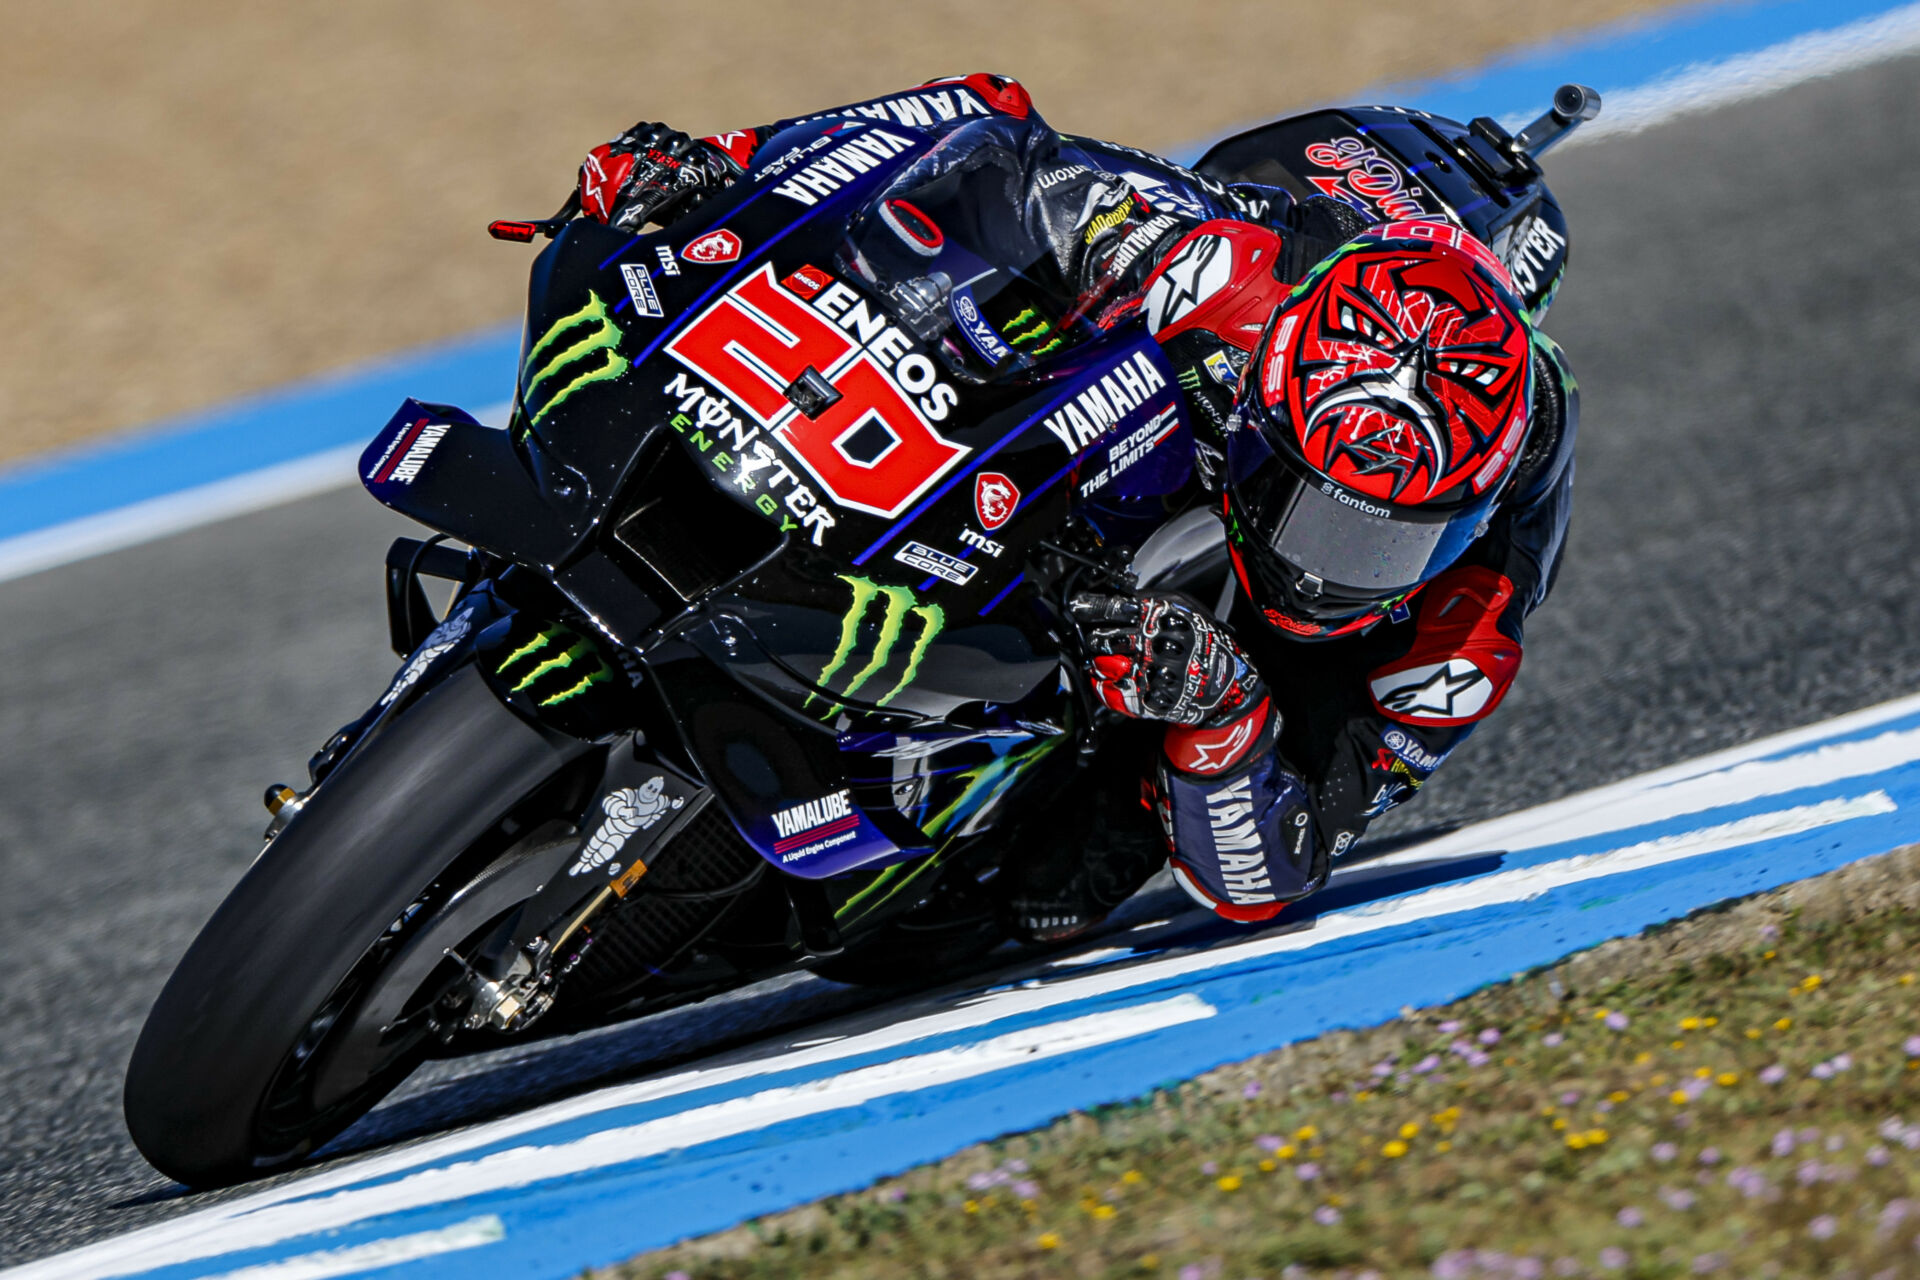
2;0;1690;466
602;846;1920;1279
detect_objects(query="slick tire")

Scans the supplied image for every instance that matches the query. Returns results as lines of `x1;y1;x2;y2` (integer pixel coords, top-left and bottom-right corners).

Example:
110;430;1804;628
123;664;588;1187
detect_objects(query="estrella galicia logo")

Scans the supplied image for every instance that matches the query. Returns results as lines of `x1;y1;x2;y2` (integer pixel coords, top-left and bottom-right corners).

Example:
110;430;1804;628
807;574;945;715
496;623;614;708
521;291;625;427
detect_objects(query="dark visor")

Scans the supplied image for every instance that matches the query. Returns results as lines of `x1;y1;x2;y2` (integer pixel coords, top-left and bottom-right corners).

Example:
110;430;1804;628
1252;469;1497;598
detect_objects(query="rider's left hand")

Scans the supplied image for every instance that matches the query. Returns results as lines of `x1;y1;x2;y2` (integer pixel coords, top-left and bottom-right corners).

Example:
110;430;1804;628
1069;592;1265;727
579;122;744;231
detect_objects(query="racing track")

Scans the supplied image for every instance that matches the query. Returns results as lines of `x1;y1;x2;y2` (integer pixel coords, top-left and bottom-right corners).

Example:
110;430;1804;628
5;46;1920;1272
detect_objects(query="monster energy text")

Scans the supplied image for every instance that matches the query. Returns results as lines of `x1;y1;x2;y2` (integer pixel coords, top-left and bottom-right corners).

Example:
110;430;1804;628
521;292;626;426
496;623;614;708
807;574;945;715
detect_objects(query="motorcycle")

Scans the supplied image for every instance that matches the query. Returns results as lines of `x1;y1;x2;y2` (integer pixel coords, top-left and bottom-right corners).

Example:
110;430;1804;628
124;85;1598;1186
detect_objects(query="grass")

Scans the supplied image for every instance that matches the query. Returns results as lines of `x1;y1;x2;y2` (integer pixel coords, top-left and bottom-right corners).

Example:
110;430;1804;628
597;847;1920;1279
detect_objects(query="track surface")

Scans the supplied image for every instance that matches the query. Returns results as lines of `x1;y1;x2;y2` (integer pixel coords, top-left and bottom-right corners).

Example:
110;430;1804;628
4;53;1920;1267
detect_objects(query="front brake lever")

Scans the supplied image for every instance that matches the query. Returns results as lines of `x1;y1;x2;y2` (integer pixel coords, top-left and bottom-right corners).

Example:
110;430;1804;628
488;190;584;243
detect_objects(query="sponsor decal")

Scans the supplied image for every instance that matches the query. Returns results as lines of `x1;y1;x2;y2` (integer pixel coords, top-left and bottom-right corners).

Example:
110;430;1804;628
495;622;616;708
771;789;864;862
654;245;680;276
662;371;836;545
1302;136;1433;222
619;262;663;318
1000;307;1062;358
1502;215;1567;295
1331;829;1356;857
1042;349;1174;455
957;527;1003;557
1081;201;1133;246
1037;163;1090;190
798;87;991;132
521;292;625;427
894;540;977;585
568;777;685;877
808;574;945;714
681;228;742;264
783;264;832;299
365;416;450;485
1205;776;1275;904
973;471;1019;530
1078;404;1180;498
770;127;918;206
1320;480;1392;519
1118;169;1209;220
666;265;965;518
1203;349;1239;388
380;605;475;706
1108;214;1180;275
950;288;1011;363
1381;725;1445;772
702;129;757;168
1370;657;1490;720
1145;234;1234;334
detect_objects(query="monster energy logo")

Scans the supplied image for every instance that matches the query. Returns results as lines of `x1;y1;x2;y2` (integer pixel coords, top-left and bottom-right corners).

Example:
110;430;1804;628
1001;308;1062;357
807;574;945;715
495;623;614;707
521;292;625;426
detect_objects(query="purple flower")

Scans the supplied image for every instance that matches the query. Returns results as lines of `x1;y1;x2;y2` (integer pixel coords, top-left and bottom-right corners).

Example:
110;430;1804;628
883;1187;906;1203
1430;1250;1474;1279
1560;1090;1583;1106
1772;1129;1797;1157
1809;1214;1838;1240
1759;1064;1787;1084
1652;1142;1679;1162
1450;1039;1474;1058
1200;1160;1218;1175
1256;1134;1283;1152
665;1272;690;1280
1660;1187;1697;1211
1595;1099;1614;1114
1180;1266;1206;1280
1479;1027;1503;1045
1692;1253;1726;1273
1438;1019;1463;1033
1800;1127;1822;1143
1903;1127;1920;1151
1543;1032;1565;1047
1605;1012;1630;1030
1413;1054;1441;1074
1699;1147;1722;1165
1515;1259;1545;1279
1904;1035;1920;1057
1465;1050;1492;1068
1826;1134;1846;1152
1813;1062;1835;1080
1616;1207;1644;1227
1879;1199;1915;1234
1013;1179;1039;1198
1725;1166;1772;1200
1313;1204;1342;1226
1598;1245;1629;1270
1553;1260;1581;1277
1796;1160;1824;1186
966;1171;1003;1191
1296;1162;1321;1181
1244;1079;1263;1098
1759;922;1779;939
1834;1053;1853;1071
1004;1158;1029;1172
1868;1145;1891;1167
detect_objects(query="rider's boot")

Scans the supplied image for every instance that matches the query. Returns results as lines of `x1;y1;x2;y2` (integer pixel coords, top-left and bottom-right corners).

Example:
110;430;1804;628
1002;767;1167;945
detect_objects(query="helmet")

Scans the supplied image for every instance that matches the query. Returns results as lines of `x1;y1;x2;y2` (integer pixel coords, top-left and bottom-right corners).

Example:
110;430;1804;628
1223;220;1535;639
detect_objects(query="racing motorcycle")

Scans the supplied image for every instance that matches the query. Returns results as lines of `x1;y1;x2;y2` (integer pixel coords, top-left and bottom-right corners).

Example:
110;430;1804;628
124;85;1599;1186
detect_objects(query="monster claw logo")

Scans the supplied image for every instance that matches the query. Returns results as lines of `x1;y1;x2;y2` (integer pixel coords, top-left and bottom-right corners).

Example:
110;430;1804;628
1000;308;1063;357
521;292;626;427
496;623;615;707
807;574;945;715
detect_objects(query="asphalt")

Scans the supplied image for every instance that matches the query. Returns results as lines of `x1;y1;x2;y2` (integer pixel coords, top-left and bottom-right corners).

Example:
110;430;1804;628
5;52;1920;1267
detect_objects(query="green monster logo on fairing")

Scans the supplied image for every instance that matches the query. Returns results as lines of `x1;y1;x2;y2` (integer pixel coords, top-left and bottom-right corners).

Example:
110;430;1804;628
521;292;625;426
806;575;945;716
1001;308;1063;358
496;623;614;707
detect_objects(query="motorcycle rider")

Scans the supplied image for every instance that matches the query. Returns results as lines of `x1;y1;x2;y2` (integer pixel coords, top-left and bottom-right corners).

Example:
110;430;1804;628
572;74;1577;941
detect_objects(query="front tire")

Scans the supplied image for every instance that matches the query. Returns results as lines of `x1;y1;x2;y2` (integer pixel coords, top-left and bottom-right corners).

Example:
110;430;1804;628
123;665;588;1186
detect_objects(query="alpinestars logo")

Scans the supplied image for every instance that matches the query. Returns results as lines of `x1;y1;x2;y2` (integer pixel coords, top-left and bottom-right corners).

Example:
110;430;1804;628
1145;234;1233;334
568;777;684;877
1371;658;1489;720
496;623;615;708
807;574;945;715
1205;776;1275;904
522;292;625;427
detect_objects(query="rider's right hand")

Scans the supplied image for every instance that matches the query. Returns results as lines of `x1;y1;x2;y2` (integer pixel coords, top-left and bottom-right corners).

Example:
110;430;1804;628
578;122;743;231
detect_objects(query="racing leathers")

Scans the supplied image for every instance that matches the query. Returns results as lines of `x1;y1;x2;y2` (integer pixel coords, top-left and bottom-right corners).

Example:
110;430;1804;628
576;74;1578;931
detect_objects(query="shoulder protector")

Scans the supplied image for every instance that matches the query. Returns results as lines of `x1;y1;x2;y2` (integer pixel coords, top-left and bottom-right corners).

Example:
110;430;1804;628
1367;566;1521;728
1141;220;1286;351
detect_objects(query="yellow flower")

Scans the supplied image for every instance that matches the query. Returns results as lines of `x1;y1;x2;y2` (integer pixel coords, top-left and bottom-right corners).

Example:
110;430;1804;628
1022;1198;1037;1212
1258;1159;1277;1173
1900;973;1914;985
1694;1067;1713;1079
1586;1128;1609;1144
1295;1125;1319;1141
1436;1140;1453;1153
1140;1255;1160;1271
1671;1039;1686;1050
1634;1051;1653;1065
1382;1140;1409;1158
1775;1017;1793;1031
1121;1170;1143;1185
1745;1029;1762;1040
1217;1174;1242;1191
1670;1090;1689;1105
1679;1016;1701;1031
1652;1073;1669;1086
1608;1091;1630;1104
1037;1232;1061;1249
1704;1016;1719;1027
1355;1090;1374;1102
1400;1121;1422;1139
1093;1204;1116;1220
1277;1144;1296;1159
1309;1146;1326;1158
1540;1105;1557;1116
1566;1133;1589;1150
1763;950;1776;960
1552;1117;1569;1131
1801;974;1822;990
1328;1193;1349;1207
1717;1072;1740;1087
964;1199;980;1214
1594;1008;1611;1020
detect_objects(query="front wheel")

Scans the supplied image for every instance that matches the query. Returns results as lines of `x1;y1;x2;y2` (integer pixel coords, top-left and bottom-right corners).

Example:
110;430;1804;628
123;664;589;1186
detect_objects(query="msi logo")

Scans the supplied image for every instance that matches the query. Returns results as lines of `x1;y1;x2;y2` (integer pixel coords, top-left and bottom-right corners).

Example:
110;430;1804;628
680;229;742;264
974;471;1020;530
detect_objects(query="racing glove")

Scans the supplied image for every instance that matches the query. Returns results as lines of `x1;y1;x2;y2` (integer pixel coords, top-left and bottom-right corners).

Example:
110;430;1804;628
578;122;745;231
1069;592;1265;728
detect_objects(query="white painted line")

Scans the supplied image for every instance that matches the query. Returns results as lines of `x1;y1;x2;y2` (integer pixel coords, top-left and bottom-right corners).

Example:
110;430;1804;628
199;1216;504;1280
1549;2;1920;145
1048;946;1134;969
0;402;509;587
6;996;1214;1280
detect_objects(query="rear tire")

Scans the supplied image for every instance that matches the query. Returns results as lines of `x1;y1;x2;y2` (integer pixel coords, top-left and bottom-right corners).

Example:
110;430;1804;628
123;665;589;1186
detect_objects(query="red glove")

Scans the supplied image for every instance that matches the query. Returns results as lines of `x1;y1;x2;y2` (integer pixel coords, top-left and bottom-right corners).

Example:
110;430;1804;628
1070;592;1266;728
578;122;746;231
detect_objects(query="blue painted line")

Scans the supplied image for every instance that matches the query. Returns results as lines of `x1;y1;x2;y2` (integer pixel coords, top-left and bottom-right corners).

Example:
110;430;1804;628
978;570;1024;616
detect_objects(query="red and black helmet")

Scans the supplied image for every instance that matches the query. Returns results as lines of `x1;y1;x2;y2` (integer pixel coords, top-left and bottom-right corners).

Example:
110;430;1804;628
1223;220;1536;639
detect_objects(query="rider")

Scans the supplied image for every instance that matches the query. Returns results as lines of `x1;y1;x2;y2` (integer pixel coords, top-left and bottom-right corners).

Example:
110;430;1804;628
572;74;1578;941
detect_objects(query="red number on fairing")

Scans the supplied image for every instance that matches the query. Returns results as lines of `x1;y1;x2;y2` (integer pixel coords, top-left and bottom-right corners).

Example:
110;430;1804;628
664;265;967;518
